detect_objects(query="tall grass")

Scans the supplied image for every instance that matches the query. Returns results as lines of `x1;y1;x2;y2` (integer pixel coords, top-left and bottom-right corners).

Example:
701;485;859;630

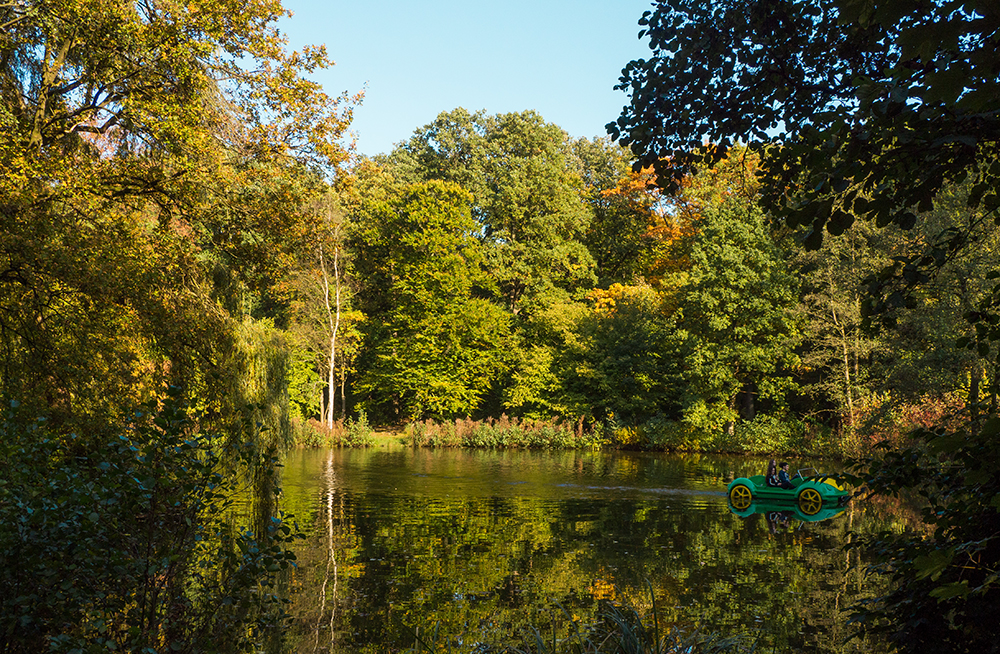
291;410;376;447
405;415;600;450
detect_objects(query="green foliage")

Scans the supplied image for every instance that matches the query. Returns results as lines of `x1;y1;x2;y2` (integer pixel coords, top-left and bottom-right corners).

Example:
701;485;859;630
611;1;1000;650
573;137;662;287
849;416;1000;652
675;199;800;431
562;284;682;425
612;0;1000;245
352;180;511;421
288;346;324;420
385;108;597;318
0;395;301;653
0;0;354;433
343;410;376;447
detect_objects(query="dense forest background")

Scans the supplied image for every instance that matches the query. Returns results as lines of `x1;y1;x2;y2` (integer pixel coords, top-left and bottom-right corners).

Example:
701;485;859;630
9;96;987;454
1;2;993;455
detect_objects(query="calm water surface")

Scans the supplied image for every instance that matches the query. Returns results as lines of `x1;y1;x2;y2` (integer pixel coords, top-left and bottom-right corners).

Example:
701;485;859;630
279;448;891;653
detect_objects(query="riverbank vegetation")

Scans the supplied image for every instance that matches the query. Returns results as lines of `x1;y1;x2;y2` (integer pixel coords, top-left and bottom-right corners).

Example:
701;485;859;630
281;119;991;459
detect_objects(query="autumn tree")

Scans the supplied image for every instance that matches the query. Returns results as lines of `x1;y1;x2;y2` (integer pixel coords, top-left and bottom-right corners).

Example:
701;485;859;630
0;0;354;648
0;0;355;431
573;137;663;287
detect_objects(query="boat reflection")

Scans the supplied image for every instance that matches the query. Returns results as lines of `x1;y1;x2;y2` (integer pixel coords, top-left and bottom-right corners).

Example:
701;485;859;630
729;498;848;531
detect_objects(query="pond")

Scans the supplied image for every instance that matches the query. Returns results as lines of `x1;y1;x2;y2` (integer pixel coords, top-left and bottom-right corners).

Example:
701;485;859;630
278;447;899;653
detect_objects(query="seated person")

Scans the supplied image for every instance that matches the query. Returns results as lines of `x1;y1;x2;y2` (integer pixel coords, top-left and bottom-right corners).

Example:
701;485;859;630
777;462;796;489
765;459;779;487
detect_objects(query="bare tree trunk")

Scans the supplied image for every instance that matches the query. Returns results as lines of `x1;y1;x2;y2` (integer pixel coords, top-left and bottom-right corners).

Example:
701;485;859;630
319;244;342;429
832;303;855;429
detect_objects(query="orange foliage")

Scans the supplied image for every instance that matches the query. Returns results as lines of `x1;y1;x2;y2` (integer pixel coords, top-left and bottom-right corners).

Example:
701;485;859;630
643;148;761;283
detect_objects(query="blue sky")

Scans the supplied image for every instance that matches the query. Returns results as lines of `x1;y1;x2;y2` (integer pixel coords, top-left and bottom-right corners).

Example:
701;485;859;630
279;0;655;157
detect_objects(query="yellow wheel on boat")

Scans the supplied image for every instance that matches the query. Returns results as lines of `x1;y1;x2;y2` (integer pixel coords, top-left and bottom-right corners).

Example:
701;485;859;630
729;483;753;510
798;488;823;516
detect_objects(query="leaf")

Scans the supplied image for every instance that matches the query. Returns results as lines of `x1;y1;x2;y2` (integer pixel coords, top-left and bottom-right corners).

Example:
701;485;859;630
929;581;970;601
914;547;955;580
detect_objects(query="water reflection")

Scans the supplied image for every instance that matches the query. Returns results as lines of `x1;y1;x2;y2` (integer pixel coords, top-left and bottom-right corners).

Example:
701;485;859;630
280;448;895;653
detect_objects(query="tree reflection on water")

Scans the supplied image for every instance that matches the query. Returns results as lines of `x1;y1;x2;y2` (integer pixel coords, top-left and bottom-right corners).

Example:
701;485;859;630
279;449;902;653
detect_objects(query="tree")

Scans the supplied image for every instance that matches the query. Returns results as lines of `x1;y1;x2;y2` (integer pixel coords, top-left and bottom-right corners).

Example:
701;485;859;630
611;1;1000;650
0;395;300;653
386;109;596;318
562;283;682;425
795;219;888;430
0;1;353;647
0;0;355;430
674;199;800;434
610;0;1000;245
351;180;510;421
573;138;663;287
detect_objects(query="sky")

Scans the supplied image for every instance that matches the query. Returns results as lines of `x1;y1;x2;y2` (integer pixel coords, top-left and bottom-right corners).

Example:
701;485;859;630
278;0;655;157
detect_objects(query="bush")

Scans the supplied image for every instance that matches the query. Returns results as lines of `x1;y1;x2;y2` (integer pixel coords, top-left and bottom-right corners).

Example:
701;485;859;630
730;413;807;454
638;415;707;451
293;411;376;448
0;396;300;654
343;410;376;447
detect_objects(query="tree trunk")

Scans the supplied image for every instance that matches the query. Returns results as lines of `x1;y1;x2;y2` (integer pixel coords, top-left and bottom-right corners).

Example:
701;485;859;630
970;358;982;434
832;302;855;429
340;366;347;418
319;243;342;429
737;387;756;421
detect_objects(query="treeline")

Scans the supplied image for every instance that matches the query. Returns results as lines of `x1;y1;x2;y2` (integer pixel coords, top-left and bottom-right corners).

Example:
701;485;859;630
2;64;992;456
287;108;995;453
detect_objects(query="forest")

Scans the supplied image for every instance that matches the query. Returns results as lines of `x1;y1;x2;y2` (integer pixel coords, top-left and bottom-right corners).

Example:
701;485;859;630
2;0;999;652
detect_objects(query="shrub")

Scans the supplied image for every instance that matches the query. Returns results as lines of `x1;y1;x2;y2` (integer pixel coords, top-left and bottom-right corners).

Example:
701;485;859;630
639;415;707;451
343;410;376;447
0;396;299;654
294;411;376;448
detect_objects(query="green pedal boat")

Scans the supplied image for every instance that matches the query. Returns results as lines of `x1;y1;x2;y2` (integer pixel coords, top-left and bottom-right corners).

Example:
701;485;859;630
727;468;852;516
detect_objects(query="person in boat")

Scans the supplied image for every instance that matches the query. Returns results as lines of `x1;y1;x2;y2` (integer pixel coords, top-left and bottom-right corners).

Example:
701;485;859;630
765;459;779;487
776;462;795;489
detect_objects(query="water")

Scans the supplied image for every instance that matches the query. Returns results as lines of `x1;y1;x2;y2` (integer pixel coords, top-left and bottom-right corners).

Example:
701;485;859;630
279;448;896;653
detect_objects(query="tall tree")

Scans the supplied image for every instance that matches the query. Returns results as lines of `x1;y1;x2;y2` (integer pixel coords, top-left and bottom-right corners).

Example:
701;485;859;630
387;109;596;318
675;199;800;434
351;180;510;421
0;0;355;429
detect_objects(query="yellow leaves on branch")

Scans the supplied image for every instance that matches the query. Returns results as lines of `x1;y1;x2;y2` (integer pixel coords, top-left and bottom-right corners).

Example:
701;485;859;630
587;283;662;318
5;0;358;172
